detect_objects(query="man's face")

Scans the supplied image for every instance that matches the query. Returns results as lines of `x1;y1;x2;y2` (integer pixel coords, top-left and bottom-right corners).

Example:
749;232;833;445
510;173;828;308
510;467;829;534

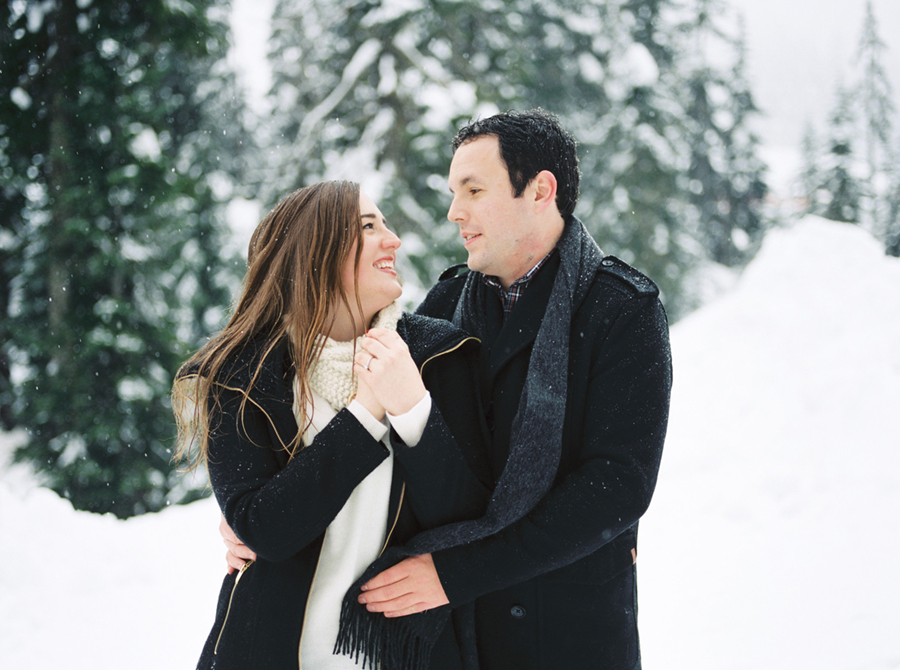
447;135;540;288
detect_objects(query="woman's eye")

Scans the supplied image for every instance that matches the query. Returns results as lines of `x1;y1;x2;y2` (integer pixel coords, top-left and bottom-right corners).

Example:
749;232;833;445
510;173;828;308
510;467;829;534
362;222;375;230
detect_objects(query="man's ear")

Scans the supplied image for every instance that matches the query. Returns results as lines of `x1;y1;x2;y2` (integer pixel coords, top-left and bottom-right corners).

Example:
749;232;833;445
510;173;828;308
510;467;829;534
531;170;558;213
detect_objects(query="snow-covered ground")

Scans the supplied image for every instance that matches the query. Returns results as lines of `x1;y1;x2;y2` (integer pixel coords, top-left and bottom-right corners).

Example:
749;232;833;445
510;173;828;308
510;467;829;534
639;216;900;668
2;216;899;668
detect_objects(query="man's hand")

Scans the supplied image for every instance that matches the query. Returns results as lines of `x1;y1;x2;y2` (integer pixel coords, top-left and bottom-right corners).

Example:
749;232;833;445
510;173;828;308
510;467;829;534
219;513;257;574
357;553;449;617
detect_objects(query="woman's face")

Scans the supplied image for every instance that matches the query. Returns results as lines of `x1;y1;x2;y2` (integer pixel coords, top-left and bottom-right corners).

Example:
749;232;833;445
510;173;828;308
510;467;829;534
340;190;403;324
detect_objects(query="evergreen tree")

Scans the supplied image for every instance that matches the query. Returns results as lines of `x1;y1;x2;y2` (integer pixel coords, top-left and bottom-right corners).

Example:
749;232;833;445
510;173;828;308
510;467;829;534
1;0;248;517
262;0;753;320
884;143;900;257
679;2;767;267
854;1;894;225
853;0;898;252
799;122;823;214
581;0;702;316
821;85;863;224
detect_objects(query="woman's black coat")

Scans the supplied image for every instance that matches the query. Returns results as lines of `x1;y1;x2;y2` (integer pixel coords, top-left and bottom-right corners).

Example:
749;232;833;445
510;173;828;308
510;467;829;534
417;251;672;670
192;313;491;670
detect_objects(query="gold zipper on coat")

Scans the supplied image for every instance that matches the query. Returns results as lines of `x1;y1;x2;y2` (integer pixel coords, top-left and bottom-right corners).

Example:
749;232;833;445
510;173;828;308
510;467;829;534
417;336;479;375
379;483;406;556
297;483;405;668
380;337;475;551
214;559;255;655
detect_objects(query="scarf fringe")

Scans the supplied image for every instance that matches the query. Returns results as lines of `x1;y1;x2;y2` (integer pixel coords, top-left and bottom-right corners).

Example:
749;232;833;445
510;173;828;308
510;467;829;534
334;595;449;670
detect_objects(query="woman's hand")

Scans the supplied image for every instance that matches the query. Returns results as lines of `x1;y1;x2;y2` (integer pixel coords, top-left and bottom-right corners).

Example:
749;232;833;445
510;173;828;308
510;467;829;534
354;328;427;416
354;373;386;421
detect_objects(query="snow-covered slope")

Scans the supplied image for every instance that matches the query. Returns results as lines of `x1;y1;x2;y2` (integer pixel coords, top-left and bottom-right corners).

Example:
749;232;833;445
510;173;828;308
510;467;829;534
1;216;898;668
0;433;224;668
639;216;900;669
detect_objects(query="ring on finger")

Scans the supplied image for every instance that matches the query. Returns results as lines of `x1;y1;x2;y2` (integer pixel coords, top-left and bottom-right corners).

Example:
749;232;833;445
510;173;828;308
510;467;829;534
365;355;374;371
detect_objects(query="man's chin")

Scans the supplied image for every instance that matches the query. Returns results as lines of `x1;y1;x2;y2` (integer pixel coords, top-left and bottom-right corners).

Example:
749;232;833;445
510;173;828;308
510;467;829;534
465;255;485;273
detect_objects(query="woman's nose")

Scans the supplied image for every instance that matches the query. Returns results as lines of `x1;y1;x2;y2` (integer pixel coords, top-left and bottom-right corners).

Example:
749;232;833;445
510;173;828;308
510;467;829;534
382;228;401;249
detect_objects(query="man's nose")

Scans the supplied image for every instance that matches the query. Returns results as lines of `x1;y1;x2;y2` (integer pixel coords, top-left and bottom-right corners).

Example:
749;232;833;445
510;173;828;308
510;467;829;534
447;197;465;223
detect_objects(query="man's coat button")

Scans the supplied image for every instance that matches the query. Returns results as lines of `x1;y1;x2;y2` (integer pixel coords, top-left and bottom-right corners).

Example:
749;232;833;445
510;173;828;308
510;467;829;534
510;605;526;619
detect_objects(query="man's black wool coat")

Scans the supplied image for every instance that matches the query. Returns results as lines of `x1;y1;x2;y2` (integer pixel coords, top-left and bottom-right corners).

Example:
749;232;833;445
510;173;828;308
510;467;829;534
417;250;672;670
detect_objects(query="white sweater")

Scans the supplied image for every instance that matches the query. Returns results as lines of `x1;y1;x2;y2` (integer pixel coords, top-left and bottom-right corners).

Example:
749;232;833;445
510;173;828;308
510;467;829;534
296;388;431;669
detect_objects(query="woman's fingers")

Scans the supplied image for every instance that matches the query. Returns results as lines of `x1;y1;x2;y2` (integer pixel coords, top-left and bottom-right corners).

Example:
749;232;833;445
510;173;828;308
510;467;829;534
354;329;426;415
224;546;247;574
364;327;402;345
355;330;401;372
357;333;390;358
354;350;376;372
365;594;428;615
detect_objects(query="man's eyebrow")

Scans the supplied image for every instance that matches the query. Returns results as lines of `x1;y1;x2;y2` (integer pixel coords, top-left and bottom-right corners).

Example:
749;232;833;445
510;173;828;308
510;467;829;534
448;176;476;193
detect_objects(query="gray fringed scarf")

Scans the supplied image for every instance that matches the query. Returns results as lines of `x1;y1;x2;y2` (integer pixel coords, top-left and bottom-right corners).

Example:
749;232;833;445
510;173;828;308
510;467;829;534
335;218;603;670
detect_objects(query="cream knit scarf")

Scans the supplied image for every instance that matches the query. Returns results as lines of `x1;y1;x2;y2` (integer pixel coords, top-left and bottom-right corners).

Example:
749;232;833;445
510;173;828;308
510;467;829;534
305;301;402;412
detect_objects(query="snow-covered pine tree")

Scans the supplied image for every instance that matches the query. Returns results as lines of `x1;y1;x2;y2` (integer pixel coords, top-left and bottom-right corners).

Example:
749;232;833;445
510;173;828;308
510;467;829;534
854;0;895;234
576;0;708;318
821;84;864;224
262;0;762;320
263;0;481;285
678;2;767;267
884;142;900;257
799;122;824;215
0;0;248;517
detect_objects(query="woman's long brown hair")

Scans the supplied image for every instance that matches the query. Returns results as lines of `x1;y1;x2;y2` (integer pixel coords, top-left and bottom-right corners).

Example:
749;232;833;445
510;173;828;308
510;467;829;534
171;181;365;469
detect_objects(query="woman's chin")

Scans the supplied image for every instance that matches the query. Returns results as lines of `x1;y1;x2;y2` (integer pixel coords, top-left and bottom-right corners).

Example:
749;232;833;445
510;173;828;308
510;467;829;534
376;295;400;313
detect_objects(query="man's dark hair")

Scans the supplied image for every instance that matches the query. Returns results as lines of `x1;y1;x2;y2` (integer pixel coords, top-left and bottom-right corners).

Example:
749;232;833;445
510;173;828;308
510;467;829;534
451;108;580;220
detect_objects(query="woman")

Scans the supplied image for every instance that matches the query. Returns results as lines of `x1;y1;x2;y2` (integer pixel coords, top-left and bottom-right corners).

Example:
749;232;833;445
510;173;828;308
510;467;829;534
172;181;489;670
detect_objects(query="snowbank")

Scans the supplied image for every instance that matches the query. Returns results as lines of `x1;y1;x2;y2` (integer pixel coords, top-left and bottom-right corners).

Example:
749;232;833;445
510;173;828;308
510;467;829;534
640;216;900;668
0;432;224;668
1;216;898;668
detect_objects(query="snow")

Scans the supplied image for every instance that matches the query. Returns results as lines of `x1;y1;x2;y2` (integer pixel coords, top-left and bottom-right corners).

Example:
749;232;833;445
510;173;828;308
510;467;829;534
2;216;899;668
640;216;900;668
0;435;224;668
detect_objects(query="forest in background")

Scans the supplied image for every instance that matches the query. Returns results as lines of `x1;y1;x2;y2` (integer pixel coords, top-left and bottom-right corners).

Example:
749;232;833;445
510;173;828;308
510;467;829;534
1;0;897;517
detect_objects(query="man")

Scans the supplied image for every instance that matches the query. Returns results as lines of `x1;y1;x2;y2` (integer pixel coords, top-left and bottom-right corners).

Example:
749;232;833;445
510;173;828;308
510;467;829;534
224;109;672;669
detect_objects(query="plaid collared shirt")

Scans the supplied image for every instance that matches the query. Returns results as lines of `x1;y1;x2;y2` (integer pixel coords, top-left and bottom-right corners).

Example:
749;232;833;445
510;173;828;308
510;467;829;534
481;251;554;315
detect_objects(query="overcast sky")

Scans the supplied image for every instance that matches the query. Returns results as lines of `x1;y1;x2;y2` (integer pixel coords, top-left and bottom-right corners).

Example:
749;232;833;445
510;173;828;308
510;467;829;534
731;0;900;142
